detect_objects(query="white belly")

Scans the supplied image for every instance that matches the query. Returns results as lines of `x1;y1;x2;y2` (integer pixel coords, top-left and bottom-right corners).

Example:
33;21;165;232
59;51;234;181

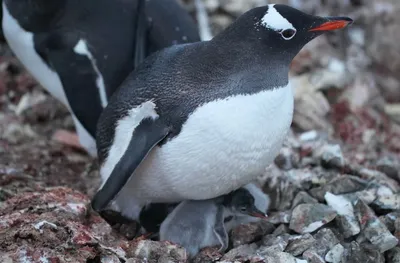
2;3;68;105
2;4;97;156
110;84;294;218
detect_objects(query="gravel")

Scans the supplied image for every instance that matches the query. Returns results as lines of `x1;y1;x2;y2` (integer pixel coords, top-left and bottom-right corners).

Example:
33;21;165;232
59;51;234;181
1;0;400;262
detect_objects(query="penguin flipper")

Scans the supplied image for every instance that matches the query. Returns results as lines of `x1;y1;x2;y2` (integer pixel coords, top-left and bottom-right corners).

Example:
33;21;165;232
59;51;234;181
91;118;170;212
213;206;229;252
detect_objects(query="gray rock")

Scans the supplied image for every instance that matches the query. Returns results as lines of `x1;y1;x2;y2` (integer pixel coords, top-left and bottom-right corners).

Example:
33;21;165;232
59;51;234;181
274;147;299;171
285;233;316;256
387;247;400;263
354;200;398;252
325;243;344;263
309;175;369;201
220;244;258;262
131;240;187;263
263;252;305;263
272;224;291;236
289;204;337;234
258;235;289;255
359;168;400;193
230;221;275;248
318;144;345;168
191;247;222;263
263;169;301;211
342;241;384;263
311;228;340;257
291;191;319;208
267;210;291;225
376;156;399;181
372;194;400;210
324;192;360;238
302;250;326;263
378;212;400;233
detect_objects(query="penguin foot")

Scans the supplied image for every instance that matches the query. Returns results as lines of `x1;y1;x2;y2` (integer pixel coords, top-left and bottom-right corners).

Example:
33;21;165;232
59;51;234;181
99;210;141;240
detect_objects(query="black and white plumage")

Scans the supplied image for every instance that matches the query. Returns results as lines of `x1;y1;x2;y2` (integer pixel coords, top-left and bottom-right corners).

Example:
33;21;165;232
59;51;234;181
159;187;267;258
92;4;353;220
2;0;200;156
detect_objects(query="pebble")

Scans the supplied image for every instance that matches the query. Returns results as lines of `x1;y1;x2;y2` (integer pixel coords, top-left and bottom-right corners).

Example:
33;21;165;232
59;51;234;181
275;147;299;171
267;211;291;225
387;247;400;263
302;250;326;263
272;224;290;236
230;221;275;248
220;244;258;262
285;234;316;256
325;243;344;263
289;204;337;234
291;191;319;208
258;235;289;255
131;240;186;262
372;194;400;211
318;144;345;168
324;192;360;238
354;200;398;252
376;156;399;181
341;241;384;263
309;175;368;201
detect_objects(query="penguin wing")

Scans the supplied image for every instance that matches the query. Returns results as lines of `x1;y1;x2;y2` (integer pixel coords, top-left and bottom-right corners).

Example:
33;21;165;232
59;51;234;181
91;117;171;212
133;0;201;67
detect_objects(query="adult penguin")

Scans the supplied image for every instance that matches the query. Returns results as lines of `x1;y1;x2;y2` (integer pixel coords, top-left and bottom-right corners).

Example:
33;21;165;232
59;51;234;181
2;0;201;156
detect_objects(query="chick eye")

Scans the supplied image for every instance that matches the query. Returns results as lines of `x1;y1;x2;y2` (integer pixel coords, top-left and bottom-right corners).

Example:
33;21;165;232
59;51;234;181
280;29;296;40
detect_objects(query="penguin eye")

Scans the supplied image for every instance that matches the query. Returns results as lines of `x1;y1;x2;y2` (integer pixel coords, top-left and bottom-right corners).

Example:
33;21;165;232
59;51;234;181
280;29;296;40
239;206;247;212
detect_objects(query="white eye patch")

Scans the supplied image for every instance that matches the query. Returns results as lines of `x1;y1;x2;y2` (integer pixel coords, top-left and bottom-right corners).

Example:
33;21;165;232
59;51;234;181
260;4;297;40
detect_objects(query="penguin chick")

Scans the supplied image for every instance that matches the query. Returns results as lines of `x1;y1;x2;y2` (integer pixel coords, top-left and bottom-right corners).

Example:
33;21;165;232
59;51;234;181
159;188;267;258
224;182;270;232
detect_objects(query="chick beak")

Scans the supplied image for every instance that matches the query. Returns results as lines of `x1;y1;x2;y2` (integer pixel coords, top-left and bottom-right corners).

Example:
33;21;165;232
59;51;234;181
249;208;268;219
309;16;353;32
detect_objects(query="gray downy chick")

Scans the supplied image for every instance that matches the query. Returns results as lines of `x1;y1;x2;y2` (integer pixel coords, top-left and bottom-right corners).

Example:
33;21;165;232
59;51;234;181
159;187;267;258
224;182;270;232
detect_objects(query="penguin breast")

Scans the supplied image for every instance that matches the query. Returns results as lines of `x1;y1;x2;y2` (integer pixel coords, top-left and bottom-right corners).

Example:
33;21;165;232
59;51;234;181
132;83;294;202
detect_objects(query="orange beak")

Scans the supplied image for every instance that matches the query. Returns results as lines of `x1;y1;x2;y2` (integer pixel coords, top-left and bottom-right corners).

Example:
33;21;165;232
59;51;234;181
309;17;353;32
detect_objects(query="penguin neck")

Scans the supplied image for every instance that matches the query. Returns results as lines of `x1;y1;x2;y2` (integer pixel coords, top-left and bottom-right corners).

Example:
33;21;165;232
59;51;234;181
208;30;291;84
4;0;66;32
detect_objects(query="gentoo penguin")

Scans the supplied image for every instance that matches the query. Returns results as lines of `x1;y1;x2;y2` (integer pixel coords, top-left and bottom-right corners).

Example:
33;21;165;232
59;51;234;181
159;188;267;258
2;0;201;156
92;4;353;221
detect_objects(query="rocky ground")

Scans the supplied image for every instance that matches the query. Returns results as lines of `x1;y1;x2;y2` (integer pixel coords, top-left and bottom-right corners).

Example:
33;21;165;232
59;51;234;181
1;0;400;262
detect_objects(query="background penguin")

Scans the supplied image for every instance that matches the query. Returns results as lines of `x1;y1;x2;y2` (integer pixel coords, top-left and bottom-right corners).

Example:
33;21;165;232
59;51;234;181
92;4;353;222
2;0;201;156
159;187;267;258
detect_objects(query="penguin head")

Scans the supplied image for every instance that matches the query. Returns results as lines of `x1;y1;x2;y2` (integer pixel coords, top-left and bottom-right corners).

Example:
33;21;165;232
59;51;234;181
227;188;268;219
215;4;353;65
